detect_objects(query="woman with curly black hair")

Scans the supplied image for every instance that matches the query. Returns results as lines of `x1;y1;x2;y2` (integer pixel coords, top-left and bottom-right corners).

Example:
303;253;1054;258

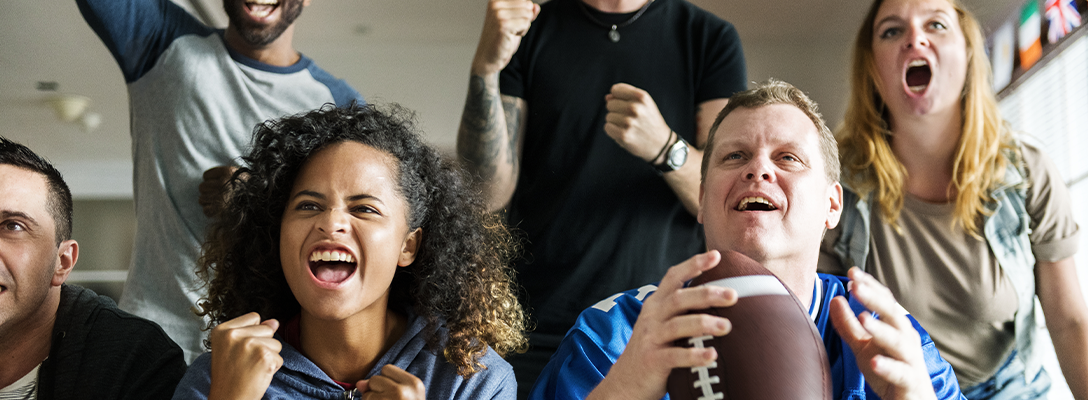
172;103;527;400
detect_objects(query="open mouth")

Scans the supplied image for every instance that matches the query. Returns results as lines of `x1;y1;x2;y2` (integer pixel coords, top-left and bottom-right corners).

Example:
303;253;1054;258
245;0;279;19
308;250;357;284
905;59;932;93
736;196;778;211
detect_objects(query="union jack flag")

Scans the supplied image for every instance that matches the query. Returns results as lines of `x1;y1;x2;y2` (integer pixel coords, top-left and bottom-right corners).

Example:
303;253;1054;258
1045;0;1082;43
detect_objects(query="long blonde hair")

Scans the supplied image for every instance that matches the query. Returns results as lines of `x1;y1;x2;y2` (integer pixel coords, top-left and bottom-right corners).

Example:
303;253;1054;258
838;0;1019;235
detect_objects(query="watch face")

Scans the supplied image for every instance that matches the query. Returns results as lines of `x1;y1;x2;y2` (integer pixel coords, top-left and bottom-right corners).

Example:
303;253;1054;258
667;140;689;169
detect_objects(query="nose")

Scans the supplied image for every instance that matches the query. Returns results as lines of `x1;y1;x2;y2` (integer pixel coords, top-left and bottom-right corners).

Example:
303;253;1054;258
743;158;775;182
316;208;350;235
905;26;929;49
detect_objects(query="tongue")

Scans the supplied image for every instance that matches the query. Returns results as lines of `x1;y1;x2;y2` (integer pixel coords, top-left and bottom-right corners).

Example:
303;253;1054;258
906;66;931;87
313;263;353;283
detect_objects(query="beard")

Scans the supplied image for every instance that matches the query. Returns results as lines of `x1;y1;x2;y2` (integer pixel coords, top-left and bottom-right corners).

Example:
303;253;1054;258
223;0;306;47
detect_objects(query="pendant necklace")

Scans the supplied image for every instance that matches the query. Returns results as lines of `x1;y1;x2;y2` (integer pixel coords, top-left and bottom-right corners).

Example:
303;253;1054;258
577;0;656;43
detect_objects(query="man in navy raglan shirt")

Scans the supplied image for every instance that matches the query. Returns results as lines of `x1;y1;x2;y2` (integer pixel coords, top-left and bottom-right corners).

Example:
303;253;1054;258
76;0;363;361
528;81;967;400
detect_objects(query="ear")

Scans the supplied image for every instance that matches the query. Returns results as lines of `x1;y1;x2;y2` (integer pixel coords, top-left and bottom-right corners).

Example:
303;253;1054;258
51;240;79;287
697;183;706;225
398;228;421;267
825;182;844;229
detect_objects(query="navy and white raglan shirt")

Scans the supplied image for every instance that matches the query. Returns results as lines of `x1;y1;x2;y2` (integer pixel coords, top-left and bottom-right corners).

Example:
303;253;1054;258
528;274;968;400
76;0;363;361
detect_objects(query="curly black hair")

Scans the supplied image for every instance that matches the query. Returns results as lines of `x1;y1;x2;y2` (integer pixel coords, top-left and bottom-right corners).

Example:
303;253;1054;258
197;103;527;376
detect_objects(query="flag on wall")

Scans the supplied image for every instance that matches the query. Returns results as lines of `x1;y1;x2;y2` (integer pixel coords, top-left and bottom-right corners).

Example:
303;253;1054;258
992;21;1016;91
1019;1;1043;69
1045;0;1082;44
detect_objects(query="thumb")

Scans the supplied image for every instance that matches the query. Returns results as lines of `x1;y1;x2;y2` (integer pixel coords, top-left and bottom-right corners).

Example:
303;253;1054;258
355;379;370;393
532;3;540;19
261;318;281;332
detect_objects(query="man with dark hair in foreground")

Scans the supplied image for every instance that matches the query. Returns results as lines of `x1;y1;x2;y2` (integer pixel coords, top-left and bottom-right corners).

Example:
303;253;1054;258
0;137;185;399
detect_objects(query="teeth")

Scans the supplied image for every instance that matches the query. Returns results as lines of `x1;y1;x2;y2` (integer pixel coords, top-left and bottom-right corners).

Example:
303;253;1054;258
309;250;356;263
738;196;773;211
909;59;928;67
250;7;271;17
908;85;927;93
248;0;278;4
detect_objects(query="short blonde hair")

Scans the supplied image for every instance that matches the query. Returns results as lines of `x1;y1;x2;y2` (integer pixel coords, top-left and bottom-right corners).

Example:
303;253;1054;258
837;0;1019;235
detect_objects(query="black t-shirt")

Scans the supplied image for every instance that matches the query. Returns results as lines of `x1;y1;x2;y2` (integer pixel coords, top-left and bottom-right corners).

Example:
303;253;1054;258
500;0;746;345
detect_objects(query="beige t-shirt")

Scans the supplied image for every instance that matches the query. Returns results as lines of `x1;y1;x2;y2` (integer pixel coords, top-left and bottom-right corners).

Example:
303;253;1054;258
819;143;1080;387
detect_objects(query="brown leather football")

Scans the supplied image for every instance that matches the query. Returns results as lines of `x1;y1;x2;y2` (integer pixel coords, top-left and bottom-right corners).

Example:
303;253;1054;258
666;250;832;400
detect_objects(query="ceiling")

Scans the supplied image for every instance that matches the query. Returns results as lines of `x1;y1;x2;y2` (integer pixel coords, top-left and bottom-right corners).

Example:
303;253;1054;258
0;0;1019;197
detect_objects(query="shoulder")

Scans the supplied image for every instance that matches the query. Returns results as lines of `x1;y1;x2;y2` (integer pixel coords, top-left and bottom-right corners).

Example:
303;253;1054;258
665;0;737;32
1014;141;1058;185
461;348;518;399
303;57;364;106
172;353;213;400
58;285;180;346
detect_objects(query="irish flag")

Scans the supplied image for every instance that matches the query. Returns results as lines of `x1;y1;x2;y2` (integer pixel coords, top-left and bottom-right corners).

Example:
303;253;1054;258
1019;1;1042;69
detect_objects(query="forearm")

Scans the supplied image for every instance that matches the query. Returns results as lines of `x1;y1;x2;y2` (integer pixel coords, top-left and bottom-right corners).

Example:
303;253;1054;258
661;147;703;216
457;73;520;211
1035;257;1088;399
1048;317;1088;399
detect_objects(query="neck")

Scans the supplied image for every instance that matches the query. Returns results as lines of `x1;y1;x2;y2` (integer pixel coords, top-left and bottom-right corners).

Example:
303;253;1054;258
756;251;818;310
580;0;650;13
223;25;301;67
298;307;407;384
0;291;59;388
888;106;962;202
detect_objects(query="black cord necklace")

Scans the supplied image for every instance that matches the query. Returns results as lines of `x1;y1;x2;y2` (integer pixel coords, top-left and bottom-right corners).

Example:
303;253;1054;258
577;0;656;43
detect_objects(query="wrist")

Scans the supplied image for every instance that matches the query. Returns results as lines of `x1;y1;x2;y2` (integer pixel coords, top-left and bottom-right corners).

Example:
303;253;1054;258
651;133;689;174
649;131;677;165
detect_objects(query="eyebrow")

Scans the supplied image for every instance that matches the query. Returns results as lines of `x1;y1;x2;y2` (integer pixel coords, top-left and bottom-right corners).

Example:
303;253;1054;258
0;210;39;227
291;190;384;204
875;9;952;29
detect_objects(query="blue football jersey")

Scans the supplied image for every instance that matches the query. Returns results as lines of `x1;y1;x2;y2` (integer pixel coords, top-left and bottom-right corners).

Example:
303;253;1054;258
529;274;967;400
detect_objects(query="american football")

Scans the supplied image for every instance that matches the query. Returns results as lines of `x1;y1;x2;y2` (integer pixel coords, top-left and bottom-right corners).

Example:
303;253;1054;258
666;250;831;400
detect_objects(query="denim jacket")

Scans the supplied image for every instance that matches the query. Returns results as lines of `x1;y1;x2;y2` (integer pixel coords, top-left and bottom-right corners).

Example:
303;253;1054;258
829;155;1042;383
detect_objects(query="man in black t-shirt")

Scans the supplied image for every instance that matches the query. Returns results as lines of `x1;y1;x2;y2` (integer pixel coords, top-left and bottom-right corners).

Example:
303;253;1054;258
457;0;745;395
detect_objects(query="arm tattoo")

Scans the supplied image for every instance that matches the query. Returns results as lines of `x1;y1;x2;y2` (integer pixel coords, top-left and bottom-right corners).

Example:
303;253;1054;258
458;75;506;181
502;96;522;176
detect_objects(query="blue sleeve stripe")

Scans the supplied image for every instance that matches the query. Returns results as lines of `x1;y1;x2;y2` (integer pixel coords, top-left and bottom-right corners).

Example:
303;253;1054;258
306;62;364;107
76;0;215;83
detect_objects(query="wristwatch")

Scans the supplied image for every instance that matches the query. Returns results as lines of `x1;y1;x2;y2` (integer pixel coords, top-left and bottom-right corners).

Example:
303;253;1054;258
653;136;689;174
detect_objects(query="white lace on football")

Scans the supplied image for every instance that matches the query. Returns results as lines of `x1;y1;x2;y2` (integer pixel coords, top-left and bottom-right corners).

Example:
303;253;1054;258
687;335;724;400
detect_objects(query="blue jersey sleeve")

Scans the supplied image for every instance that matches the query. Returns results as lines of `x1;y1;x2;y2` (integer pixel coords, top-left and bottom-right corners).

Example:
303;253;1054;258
76;0;214;83
529;285;658;400
910;316;968;400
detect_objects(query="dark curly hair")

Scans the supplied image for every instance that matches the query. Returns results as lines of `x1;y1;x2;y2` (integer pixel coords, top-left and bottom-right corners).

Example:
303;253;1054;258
197;103;527;376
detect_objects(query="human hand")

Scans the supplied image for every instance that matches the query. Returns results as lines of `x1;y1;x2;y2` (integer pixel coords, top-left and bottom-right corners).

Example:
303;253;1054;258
830;268;937;400
471;0;540;76
604;83;674;163
199;165;239;218
589;251;737;400
356;365;426;400
208;312;282;400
